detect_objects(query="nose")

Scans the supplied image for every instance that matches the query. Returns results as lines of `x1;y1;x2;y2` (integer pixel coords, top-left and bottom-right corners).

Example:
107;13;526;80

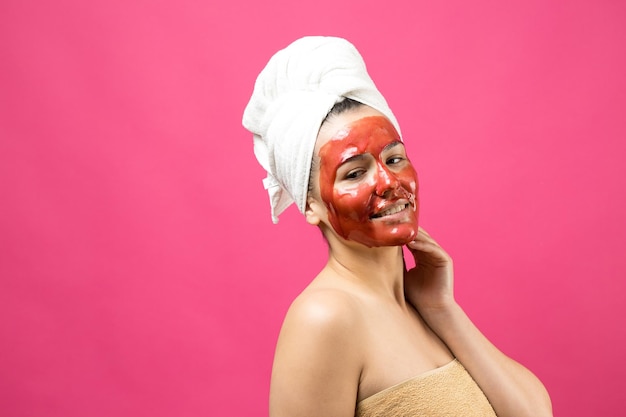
374;162;400;197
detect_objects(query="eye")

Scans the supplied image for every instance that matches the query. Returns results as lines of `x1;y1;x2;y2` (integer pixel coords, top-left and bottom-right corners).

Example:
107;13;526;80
344;168;366;180
386;156;405;165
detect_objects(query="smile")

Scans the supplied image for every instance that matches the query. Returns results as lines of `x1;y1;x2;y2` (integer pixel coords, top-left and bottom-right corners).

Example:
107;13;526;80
370;203;409;219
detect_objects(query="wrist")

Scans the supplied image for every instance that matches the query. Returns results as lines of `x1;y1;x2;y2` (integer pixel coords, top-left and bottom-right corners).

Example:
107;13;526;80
416;299;462;331
405;290;457;315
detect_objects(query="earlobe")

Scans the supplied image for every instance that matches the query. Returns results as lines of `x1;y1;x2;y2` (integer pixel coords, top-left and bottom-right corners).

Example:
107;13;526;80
305;199;322;226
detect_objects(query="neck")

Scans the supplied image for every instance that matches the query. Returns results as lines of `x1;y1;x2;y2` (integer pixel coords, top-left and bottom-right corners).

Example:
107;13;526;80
325;237;407;305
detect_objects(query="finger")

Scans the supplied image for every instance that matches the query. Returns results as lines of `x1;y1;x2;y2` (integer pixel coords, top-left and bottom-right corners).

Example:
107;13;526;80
407;242;451;267
414;228;438;246
407;237;440;253
408;233;447;255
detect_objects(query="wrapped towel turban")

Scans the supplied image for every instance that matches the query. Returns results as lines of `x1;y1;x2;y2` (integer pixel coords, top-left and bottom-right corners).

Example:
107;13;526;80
242;36;401;223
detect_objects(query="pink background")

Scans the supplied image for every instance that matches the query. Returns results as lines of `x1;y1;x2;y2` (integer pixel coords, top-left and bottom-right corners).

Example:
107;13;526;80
1;0;625;416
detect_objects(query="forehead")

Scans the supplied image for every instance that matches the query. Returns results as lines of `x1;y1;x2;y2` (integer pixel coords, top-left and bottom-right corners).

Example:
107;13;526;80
315;106;392;152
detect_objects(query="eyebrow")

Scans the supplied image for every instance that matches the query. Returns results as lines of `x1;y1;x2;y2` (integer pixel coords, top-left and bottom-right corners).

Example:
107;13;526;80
339;153;368;166
383;141;403;152
338;141;404;166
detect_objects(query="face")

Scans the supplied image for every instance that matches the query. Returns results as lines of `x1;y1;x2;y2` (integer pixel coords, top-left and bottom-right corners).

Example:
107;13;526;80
315;110;419;248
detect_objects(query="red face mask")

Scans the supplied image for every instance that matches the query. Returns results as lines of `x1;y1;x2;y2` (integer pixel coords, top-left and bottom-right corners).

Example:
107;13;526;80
318;116;419;247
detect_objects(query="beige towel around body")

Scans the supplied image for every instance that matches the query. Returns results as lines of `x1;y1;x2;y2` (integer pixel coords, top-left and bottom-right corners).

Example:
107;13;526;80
356;359;497;417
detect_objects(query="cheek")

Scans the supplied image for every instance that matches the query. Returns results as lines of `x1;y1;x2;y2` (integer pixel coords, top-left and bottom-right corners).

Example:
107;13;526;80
399;167;418;194
333;179;376;217
318;162;333;202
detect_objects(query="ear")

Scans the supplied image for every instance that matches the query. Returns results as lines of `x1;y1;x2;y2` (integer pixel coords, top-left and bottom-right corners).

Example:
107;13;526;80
305;197;323;226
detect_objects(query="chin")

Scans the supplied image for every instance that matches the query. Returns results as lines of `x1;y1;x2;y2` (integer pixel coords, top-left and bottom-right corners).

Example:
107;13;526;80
347;228;417;248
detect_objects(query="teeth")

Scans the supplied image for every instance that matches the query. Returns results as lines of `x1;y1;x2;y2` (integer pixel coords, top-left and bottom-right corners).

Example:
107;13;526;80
375;204;407;218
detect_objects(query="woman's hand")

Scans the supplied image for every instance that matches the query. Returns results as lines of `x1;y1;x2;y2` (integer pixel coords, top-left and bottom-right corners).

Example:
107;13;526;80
404;227;456;314
405;228;553;417
404;228;552;417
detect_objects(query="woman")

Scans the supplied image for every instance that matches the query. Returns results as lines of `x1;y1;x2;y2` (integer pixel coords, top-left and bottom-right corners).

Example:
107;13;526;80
243;36;551;417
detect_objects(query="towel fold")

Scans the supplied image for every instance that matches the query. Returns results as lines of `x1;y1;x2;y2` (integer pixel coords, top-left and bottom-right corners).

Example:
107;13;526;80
243;36;400;223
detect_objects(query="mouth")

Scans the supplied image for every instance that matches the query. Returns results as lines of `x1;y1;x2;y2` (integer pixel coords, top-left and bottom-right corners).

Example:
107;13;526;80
370;203;410;219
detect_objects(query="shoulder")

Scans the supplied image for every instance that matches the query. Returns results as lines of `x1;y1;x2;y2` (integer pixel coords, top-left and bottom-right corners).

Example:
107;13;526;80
285;287;365;336
276;287;366;361
270;287;365;416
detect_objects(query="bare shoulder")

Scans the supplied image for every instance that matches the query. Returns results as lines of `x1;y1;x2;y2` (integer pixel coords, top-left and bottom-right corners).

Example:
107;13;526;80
284;286;365;335
275;286;366;360
270;286;365;417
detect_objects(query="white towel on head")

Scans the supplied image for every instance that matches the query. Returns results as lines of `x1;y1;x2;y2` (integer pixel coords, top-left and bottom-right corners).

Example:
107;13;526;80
242;36;401;223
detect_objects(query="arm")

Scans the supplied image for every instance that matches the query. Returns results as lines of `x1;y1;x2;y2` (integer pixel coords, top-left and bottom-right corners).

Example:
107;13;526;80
269;290;363;417
404;228;552;417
